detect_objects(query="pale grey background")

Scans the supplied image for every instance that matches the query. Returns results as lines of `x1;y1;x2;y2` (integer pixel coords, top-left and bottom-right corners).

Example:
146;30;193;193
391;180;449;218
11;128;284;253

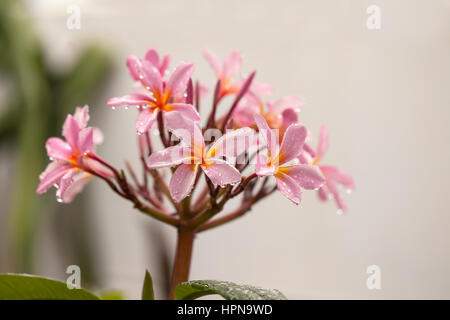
12;0;450;298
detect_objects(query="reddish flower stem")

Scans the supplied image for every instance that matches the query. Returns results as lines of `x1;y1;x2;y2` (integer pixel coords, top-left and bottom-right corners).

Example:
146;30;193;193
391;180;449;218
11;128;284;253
169;227;195;299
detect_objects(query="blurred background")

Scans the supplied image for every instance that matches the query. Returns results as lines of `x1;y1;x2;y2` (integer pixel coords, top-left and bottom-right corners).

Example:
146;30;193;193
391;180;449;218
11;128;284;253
0;0;449;299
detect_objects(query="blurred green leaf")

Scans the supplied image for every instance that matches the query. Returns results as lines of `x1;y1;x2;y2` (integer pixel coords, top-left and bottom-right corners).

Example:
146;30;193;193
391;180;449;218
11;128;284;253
99;289;125;300
0;274;99;300
141;270;155;300
174;280;288;300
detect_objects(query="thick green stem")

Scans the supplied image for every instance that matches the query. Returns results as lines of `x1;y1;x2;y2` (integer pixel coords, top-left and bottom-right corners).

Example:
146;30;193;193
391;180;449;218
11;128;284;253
169;227;195;299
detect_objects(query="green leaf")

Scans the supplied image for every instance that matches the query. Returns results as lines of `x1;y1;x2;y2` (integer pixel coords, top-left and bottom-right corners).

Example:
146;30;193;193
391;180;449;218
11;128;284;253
141;270;154;300
99;289;125;300
0;274;100;300
174;280;287;300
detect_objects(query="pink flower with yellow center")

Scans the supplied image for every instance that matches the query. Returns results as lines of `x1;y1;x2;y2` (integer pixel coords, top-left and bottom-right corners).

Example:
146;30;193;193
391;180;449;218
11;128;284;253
203;48;273;99
107;56;200;134
147;112;253;202
253;114;325;205
36;106;112;203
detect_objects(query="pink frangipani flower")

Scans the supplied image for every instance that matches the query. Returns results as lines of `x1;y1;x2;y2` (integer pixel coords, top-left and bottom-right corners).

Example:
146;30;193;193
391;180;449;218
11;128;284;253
36;106;112;203
302;125;355;213
147;112;253;202
107;58;200;134
253;114;325;205
203;48;273;99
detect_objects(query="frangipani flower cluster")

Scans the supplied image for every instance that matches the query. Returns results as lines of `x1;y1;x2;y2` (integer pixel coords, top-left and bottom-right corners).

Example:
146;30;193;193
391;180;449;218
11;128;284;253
37;47;354;220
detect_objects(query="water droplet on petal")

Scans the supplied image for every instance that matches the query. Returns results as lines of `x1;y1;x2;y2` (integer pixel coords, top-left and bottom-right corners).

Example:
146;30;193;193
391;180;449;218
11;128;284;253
124;107;129;110
139;75;144;79
346;189;352;195
56;197;63;203
111;107;116;110
336;209;343;216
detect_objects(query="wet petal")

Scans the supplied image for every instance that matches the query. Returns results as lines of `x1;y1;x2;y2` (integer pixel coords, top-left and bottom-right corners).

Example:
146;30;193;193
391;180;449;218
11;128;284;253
147;145;193;169
56;169;77;201
326;180;347;212
255;154;275;176
78;127;94;154
59;172;92;203
320;165;355;190
253;113;280;160
36;164;73;194
169;164;198;202
201;159;241;187
62;115;81;150
46;137;73;161
275;171;302;205
127;56;163;95
166;62;194;98
281;164;325;190
278;124;307;164
207;127;254;159
107;93;154;107
165;112;204;153
73;105;90;129
166;103;200;122
136;108;158;134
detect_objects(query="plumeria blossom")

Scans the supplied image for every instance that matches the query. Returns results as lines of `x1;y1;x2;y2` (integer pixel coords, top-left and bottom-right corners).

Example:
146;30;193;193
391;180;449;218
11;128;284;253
234;94;304;133
203;48;273;99
147;112;253;202
36;106;112;203
253;114;325;205
301;125;355;213
107;57;200;134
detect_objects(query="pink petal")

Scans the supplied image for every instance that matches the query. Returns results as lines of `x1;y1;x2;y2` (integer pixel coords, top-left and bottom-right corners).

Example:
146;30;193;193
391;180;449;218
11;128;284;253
255;154;275;176
253;113;280;160
46;137;73;161
250;82;273;96
320;165;355;190
144;49;160;68
281;108;298;133
83;157;114;178
318;186;329;202
73;105;90;129
78;127;94;154
56;169;77;201
107;93;154;107
207;127;254;159
316;124;328;159
278;124;307;164
169;164;198;202
275;171;302;205
268;96;304;114
136;108;158;134
201;159;241;187
326;180;347;212
166;62;194;98
59;172;92;203
127;56;163;95
165;112;204;153
62;115;81;150
167;103;200;122
202;48;222;77
36;164;73;194
147;145;193;169
222;51;242;79
93;128;104;145
159;54;170;76
282;164;325;190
